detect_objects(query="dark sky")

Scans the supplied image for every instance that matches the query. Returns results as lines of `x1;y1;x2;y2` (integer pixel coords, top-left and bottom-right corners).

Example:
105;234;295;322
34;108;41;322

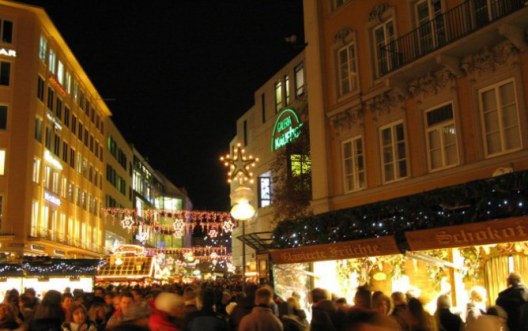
18;1;305;211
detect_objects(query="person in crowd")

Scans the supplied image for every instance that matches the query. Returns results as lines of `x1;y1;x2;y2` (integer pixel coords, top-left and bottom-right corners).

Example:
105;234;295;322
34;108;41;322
434;295;462;331
309;287;339;331
19;294;36;325
106;291;149;329
3;289;22;323
391;291;411;331
0;303;21;330
287;296;307;322
29;289;65;331
103;292;115;321
61;293;74;323
230;284;258;331
336;298;349;312
148;292;184;331
408;297;437;331
341;308;401;331
238;285;283;331
465;286;488;331
484;306;509;331
372;292;392;316
61;303;97;331
186;287;229;331
277;297;308;331
88;302;107;331
496;271;528;331
354;286;372;310
183;286;199;315
23;288;39;308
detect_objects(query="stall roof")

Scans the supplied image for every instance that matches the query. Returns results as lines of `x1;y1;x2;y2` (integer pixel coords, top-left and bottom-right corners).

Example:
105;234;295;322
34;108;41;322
97;256;153;279
0;259;102;276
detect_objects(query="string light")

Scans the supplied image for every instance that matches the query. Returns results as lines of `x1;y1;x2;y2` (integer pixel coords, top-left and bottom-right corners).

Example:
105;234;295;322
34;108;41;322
220;143;259;184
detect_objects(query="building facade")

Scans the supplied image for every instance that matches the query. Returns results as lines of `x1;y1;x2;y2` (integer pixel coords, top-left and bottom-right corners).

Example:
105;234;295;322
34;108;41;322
0;1;112;258
228;51;307;279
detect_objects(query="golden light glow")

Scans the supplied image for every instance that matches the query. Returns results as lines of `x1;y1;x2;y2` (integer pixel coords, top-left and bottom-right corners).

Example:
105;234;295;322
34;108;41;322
220;143;259;184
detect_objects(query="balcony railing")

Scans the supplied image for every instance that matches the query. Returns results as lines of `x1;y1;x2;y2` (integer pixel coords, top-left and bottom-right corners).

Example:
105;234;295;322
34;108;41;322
30;226;105;254
380;0;525;76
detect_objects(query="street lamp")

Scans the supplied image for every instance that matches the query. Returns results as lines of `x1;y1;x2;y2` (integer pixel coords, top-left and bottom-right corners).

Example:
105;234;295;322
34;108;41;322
230;186;255;283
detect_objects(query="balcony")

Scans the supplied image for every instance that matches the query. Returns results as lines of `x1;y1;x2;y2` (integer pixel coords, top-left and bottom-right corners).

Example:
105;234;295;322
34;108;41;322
30;227;105;255
380;0;527;80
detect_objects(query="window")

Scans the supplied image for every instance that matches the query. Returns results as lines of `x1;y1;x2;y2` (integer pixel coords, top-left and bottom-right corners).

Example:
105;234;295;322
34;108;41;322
62;141;68;163
48;49;56;74
290;154;312;192
0;105;6;130
373;19;396;76
37;76;45;101
0;150;6;175
71;115;77;134
342;136;365;192
285;75;291;106
44;166;51;189
479;79;521;156
57;60;64;85
47;88;54;110
294;64;305;97
65;71;72;94
78;122;83;140
70;148;75;168
35;118;43;142
39;35;47;61
52;171;59;193
415;0;445;53
274;81;283;112
45;126;52;150
64;107;70;127
337;41;359;96
56;97;62;120
0;19;13;43
0;61;10;86
261;93;266;123
53;135;61;156
33;158;41;183
426;103;458;171
380;122;408;182
258;172;272;208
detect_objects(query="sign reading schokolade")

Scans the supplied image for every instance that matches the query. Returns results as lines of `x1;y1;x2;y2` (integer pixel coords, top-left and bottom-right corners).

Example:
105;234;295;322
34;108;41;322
271;108;303;151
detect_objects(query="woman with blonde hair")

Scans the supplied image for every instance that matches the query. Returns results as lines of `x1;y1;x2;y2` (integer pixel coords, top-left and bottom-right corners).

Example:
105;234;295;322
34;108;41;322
61;304;97;331
88;302;107;331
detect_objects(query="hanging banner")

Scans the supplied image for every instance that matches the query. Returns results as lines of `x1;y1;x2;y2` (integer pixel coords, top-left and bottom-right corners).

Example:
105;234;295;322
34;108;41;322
404;216;528;251
270;236;399;264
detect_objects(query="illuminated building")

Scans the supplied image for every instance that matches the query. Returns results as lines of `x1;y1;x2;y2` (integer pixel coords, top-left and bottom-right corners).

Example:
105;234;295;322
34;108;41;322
268;0;528;310
226;51;307;280
0;1;110;258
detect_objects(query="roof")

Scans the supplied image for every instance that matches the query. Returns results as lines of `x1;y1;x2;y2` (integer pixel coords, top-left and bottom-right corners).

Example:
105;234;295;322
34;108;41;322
97;256;153;279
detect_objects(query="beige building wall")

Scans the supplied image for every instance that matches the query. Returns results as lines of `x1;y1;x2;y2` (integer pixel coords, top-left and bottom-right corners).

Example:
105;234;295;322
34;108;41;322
304;0;528;213
0;1;112;258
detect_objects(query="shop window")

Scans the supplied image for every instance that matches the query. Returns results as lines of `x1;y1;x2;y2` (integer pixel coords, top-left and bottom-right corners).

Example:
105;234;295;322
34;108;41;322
294;64;305;97
337;41;359;97
373;18;396;77
342;136;365;193
258;172;272;208
0;19;13;43
479;79;521;157
0;61;10;86
426;103;459;171
380;121;408;183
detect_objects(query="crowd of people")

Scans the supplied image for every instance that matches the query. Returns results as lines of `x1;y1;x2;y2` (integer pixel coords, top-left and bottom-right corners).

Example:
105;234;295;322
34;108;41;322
0;272;526;331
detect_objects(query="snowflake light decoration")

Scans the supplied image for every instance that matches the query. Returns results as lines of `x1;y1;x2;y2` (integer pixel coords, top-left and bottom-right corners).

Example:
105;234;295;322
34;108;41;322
183;251;194;262
121;216;135;229
208;229;219;238
166;257;175;265
227;262;236;273
172;218;185;238
210;252;219;260
223;219;235;233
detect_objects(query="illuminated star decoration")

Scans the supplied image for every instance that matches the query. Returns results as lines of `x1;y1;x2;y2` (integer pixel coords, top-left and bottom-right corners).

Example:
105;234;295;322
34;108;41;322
121;216;135;230
220;143;259;184
222;219;235;233
172;218;185;238
208;229;218;238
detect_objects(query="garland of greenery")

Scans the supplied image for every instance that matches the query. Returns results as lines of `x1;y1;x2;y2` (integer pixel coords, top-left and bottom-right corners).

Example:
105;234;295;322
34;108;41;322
272;170;528;250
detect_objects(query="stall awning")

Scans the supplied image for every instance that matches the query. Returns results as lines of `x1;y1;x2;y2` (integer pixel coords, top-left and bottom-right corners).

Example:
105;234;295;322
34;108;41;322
238;232;273;253
0;258;102;277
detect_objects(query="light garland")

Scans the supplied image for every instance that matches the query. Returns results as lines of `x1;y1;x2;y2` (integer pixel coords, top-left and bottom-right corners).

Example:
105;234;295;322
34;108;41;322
220;143;259;184
222;219;235;233
172;218;185;238
208;229;219;238
121;216;135;230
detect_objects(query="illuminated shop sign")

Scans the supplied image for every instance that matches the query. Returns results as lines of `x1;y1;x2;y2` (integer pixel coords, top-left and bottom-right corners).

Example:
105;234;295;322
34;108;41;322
271;108;303;151
44;191;61;206
0;48;16;57
30;244;46;252
44;150;63;170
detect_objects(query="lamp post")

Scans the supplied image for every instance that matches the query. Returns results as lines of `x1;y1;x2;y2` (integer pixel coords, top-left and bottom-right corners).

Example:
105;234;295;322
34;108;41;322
230;186;255;283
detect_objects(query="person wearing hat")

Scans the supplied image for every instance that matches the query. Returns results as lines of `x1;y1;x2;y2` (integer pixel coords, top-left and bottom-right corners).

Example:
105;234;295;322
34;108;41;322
496;272;528;331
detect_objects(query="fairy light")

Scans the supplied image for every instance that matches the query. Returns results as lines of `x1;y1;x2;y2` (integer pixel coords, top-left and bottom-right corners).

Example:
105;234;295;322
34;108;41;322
220;143;259;184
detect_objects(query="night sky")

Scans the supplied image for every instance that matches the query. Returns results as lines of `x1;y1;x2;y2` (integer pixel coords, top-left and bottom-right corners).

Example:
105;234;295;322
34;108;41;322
17;1;305;211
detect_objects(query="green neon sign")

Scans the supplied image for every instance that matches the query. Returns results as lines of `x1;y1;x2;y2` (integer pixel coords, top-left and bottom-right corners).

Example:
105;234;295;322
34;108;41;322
271;108;303;151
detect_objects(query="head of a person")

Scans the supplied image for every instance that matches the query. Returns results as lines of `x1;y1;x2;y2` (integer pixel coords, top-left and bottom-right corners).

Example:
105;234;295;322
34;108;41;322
0;303;15;322
88;302;106;322
112;294;122;311
354;286;372;309
407;298;425;317
120;293;134;312
4;289;19;305
342;308;401;331
469;286;486;304
34;290;63;320
61;293;74;310
104;293;114;306
310;288;330;305
254;286;274;306
391;292;407;307
131;288;143;302
24;288;36;299
507;272;522;287
155;292;185;318
199;288;216;311
94;287;104;298
336;297;348;310
71;304;87;325
436;295;451;310
287;297;300;310
372;293;391;316
183;286;197;305
486;305;508;320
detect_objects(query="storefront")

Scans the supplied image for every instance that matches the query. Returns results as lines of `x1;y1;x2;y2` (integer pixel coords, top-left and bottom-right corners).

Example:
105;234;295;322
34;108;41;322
270;216;528;315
